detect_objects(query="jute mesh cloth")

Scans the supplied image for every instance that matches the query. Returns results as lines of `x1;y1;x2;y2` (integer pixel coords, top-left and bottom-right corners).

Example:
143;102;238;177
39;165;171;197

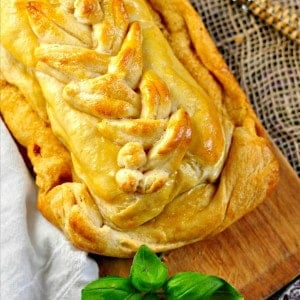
191;0;300;176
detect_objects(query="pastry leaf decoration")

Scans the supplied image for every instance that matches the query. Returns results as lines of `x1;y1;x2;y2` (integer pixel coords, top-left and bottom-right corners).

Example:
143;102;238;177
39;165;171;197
81;245;244;299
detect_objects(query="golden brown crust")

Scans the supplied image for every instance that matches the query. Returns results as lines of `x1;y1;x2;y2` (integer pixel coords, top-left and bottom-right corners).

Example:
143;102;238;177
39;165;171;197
0;77;73;193
0;0;279;257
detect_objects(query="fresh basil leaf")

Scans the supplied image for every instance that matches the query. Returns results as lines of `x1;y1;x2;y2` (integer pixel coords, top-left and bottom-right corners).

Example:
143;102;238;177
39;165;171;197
130;245;168;292
82;288;142;300
165;272;243;300
82;275;136;290
205;276;244;300
82;276;140;300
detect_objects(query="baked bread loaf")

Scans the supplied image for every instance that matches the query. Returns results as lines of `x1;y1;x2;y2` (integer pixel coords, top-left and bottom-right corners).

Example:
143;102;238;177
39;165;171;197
0;0;279;257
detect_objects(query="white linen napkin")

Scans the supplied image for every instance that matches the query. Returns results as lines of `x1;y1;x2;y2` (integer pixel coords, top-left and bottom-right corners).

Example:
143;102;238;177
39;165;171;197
0;119;98;300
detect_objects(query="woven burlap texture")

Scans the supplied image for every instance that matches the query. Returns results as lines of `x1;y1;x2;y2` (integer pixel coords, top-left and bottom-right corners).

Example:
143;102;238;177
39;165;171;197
191;0;300;176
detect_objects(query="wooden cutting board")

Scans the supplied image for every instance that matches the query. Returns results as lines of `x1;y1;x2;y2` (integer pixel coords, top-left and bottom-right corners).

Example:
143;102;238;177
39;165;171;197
96;143;300;300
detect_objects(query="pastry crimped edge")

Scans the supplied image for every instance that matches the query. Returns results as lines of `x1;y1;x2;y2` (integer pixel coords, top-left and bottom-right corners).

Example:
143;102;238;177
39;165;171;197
0;0;279;257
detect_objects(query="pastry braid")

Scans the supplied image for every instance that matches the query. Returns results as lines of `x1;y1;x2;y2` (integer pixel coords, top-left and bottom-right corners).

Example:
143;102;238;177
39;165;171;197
0;0;279;257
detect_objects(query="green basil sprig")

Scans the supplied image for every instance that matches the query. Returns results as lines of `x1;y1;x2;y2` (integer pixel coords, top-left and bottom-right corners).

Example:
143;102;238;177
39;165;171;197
81;245;244;300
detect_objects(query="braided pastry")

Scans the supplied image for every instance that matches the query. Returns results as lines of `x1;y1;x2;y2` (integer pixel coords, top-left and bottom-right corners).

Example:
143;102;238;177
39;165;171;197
0;0;279;257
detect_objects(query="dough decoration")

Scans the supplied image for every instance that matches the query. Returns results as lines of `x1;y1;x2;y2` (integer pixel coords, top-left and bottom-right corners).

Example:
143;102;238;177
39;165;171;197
0;0;279;257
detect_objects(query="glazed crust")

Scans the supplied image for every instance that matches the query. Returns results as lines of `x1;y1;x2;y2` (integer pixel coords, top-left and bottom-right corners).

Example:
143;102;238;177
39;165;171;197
0;0;278;257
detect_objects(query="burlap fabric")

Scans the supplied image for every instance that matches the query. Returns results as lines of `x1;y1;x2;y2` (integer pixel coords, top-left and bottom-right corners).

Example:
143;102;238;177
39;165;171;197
191;0;300;176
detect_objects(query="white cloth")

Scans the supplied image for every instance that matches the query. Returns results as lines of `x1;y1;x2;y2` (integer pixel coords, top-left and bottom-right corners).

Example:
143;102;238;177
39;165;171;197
0;120;98;300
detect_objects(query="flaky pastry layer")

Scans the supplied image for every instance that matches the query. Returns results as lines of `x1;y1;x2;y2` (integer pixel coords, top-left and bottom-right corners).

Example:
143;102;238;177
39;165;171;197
0;0;278;257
